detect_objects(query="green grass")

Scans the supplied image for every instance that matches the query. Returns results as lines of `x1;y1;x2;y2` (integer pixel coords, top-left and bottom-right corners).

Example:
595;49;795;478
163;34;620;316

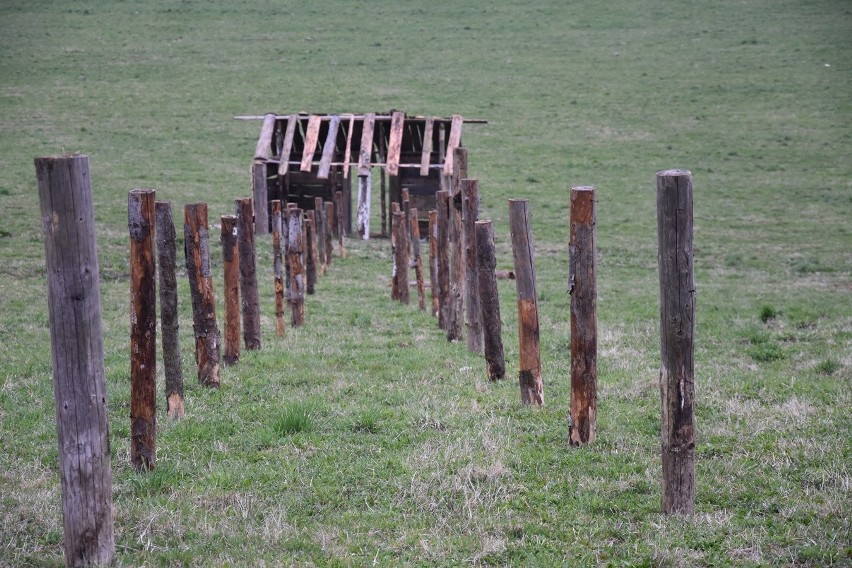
1;0;851;566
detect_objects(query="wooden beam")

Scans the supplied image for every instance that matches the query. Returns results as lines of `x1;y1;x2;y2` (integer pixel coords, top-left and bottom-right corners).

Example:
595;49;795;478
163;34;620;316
358;113;375;176
278;114;298;176
342;114;355;178
235;114;488;124
420;117;434;177
254;113;276;161
443;115;463;176
386;111;404;176
300;115;322;172
317;115;340;180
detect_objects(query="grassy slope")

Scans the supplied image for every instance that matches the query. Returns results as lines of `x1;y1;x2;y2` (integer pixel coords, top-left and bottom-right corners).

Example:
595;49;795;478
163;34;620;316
1;0;850;565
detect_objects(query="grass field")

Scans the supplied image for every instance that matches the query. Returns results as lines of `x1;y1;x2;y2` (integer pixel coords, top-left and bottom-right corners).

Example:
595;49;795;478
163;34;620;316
1;0;850;565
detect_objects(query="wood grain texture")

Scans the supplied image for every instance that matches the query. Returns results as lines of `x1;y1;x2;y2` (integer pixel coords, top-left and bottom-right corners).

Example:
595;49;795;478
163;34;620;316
305;212;317;295
271;202;286;337
314;196;326;272
393;210;410;305
462;179;483;354
236;197;261;350
254;112;276;161
324;201;335;265
300;115;322;172
447;147;467;342
288;208;306;326
357;172;371;239
221;215;241;363
278;114;298;176
342;114;355;178
155;201;184;419
428;210;439;318
252;162;268;236
420;117;435;177
442;114;463;176
334;190;346;257
317;115;340;180
475;220;506;381
358;113;375;176
410;207;426;311
436;190;450;330
386;111;404;176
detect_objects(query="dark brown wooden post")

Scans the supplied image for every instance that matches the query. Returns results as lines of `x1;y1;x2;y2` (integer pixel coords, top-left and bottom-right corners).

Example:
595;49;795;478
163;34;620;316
569;186;597;446
393;210;410;305
509;199;543;406
462;178;483;354
476;220;506;381
436;190;450;329
334;190;346;258
447;147;467;342
184;203;221;387
305;211;317;295
221;215;241;364
428;210;439;318
155;201;184;419
236;197;261;350
410;207;426;310
324;201;335;266
656;169;696;515
36;154;115;566
314;196;326;274
391;202;401;301
288;208;306;326
271;201;286;336
252;162;268;236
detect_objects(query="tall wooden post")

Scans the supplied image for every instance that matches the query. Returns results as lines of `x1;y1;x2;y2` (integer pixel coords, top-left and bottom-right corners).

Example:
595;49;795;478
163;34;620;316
324;201;335;265
569;186;597;446
252;162;268;236
288;208;306;326
314;196;326;273
656;169;696;515
476;220;506;381
335;190;346;257
236;197;261;350
155;201;184;419
305;211;317;295
36;154;115;566
410;207;426;310
379;122;387;236
436;190;450;330
271;201;286;336
358;172;371;239
393;210;410;305
428;210;439;318
462;178;483;353
220;215;241;364
390;202;401;301
184;203;221;387
447;147;467;341
509;199;543;406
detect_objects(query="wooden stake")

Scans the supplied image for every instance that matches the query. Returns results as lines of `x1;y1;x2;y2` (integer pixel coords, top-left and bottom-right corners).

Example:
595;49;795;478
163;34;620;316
155;201;184;419
656;169;696;515
428;210;439;318
334;190;346;257
288;208;306;326
36;154;115;567
314;196;327;272
436;190;450;329
509;199;543;406
447;147;467;342
221;215;241;363
252;162;268;236
393;210;410;305
569;186;597;446
236;197;261;350
390;202;401;301
305;211;317;295
476;220;506;381
410;207;426;311
358;172;371;239
271;201;286;336
324;201;335;264
462;178;483;354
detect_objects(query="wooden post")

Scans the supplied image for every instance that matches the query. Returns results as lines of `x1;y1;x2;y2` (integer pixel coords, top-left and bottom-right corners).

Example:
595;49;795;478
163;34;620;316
390;202;401;301
35;154;115;566
447;147;467;342
288;208;306;326
221;215;241;364
358;172;371;239
236;197;261;350
252;162;268;236
462;178;483;354
271;201;286;336
656;169;696;515
155;201;184;419
569;186;597;446
184;203;221;387
410;207;426;311
324;201;335;265
379;121;387;237
436;190;450;330
335;190;346;257
314;196;326;273
509;199;543;406
393;210;410;305
305;211;317;295
476;220;506;381
428;210;439;318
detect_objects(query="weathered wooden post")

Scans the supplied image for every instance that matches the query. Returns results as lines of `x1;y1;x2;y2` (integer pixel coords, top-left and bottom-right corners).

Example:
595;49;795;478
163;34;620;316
324;201;335;266
305;211;317;295
393;210;410;305
569;186;597;446
656;169;696;515
129;189;157;471
428;210;439;318
220;215;241;364
36;154;115;566
462;178;483;353
271;201;286;336
410;207;426;310
436;190;450;329
476;220;506;381
334;190;346;257
358;171;371;239
390;202;401;301
236;197;261;350
155;201;184;419
314;196;326;273
252;162;268;236
509;199;543;406
288;208;306;326
358;112;374;240
184;203;221;387
447;147;467;341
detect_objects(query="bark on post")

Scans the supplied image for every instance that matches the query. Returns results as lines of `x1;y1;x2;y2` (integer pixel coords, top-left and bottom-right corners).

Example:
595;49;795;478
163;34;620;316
252;162;268;236
288;208;306;326
447;147;467;342
236;197;261;350
436;190;450;329
476;220;506;381
569;186;597;446
358;172;371;239
324;201;335;265
390;202;401;301
462;178;483;354
509;199;543;406
271;201;286;336
656;169;696;515
428;210;439;318
155;201;184;419
36;155;115;567
314;196;326;273
305;211;317;295
221;215;241;364
184;203;221;387
393;210;410;305
410;207;426;311
335;190;346;257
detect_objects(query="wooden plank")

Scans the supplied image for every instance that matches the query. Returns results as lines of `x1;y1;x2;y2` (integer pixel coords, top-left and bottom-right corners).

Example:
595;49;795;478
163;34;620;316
278;114;298;176
386;111;404;176
300;115;322;172
358;113;375;176
235;114;488;124
420;117;435;176
254;113;276;161
317;115;340;180
342;114;355;179
442;115;463;176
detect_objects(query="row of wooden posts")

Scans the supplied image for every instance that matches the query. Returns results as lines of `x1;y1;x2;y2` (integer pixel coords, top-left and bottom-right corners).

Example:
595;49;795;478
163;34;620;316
35;152;694;567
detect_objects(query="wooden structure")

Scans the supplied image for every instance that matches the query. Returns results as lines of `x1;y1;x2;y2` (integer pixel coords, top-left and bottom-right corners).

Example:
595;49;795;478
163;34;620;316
239;112;485;235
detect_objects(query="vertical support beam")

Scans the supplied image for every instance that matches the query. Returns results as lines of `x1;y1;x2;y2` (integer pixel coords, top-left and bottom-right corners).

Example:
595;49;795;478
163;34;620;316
278;114;298;176
271;201;286;336
447;147;467;342
236;197;261;350
476;220;506;381
436;190;450;329
509;199;543;406
155;201;184;419
442;114;463;177
358;172;371;239
252;162;268;236
428;210;439;318
314;196;327;272
317;115;340;179
569;186;597;446
300;115;322;172
420;117;435;177
410;207;426;311
36;154;115;567
393;210;410;305
221;215;241;364
462;178;483;354
288;208;306;326
324;201;335;264
342;114;355;178
305;211;317;295
390;202;401;301
386;111;405;176
656;169;696;515
334;190;346;257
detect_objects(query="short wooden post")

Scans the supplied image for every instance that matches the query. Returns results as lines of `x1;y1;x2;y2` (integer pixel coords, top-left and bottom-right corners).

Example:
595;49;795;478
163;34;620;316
656;169;696;515
569;186;597;446
271;201;286;336
436;190;450;329
36;154;115;566
410;207;426;311
288;208;306;326
476;220;506;381
509;199;543;406
447;147;467;342
334;190;346;257
236;197;261;350
305;211;317;295
314;196;326;273
324;201;335;266
252;162;269;236
220;215;241;364
462;178;483;354
184;203;221;387
358;172;371;239
155;201;184;419
390;202;401;301
393;210;410;305
428;210;439;318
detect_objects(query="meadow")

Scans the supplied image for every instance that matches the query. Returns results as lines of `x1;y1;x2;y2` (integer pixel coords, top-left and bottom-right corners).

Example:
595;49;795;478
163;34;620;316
1;0;850;565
